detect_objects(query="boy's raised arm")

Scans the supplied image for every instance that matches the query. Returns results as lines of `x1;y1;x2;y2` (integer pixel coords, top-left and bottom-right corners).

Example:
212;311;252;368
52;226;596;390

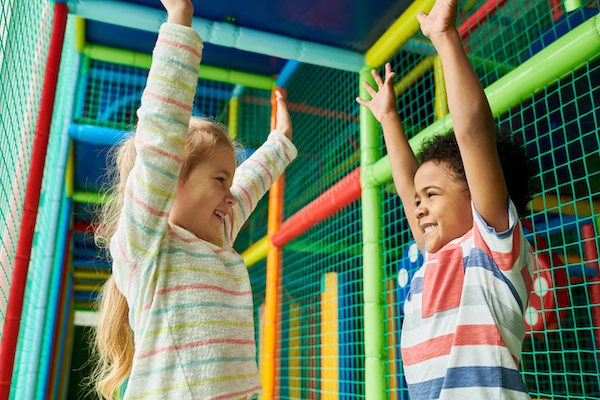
418;0;510;231
357;64;424;250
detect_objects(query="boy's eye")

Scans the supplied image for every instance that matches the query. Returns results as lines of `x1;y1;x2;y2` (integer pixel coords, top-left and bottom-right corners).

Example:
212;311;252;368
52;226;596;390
427;192;436;198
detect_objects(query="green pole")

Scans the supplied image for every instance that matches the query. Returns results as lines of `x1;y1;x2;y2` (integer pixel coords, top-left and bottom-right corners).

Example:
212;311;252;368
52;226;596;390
72;190;114;205
359;66;387;400
83;43;276;90
369;14;600;185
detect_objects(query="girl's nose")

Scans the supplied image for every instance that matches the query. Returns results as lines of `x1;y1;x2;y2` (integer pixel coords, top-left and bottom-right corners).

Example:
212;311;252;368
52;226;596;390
225;190;236;207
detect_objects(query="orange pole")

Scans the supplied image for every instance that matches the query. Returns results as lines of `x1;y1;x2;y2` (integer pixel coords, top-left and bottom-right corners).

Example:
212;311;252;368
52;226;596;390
262;87;286;400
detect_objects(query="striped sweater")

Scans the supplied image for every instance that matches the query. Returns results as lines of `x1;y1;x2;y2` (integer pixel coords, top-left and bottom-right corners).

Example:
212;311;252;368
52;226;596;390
401;201;533;399
110;23;297;400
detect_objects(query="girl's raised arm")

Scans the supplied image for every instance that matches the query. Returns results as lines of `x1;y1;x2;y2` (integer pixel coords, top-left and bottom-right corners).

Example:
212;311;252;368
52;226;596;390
418;0;509;231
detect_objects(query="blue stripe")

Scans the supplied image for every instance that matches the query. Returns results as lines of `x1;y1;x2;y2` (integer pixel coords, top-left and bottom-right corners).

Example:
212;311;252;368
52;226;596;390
463;248;524;312
158;248;220;260
224;260;245;268
129;357;255;380
125;211;163;236
263;142;285;165
231;192;246;220
406;277;423;302
150;301;253;316
153;54;199;74
443;366;528;392
407;377;444;400
139;107;187;127
240;165;266;192
141;159;178;180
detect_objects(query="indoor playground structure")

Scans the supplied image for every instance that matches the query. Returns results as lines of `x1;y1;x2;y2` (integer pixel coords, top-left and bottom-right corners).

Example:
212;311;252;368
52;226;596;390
1;0;600;398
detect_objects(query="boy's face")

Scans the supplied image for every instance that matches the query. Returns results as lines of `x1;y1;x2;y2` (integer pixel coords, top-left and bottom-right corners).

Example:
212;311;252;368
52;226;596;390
170;141;236;245
413;161;473;254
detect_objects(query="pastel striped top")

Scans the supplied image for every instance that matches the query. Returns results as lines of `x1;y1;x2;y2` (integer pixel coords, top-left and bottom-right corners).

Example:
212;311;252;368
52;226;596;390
401;201;534;400
110;23;297;400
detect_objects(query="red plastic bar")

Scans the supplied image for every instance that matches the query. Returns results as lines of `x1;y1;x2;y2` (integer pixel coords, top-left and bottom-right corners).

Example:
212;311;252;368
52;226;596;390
241;95;358;123
271;167;361;247
0;3;69;398
457;0;508;39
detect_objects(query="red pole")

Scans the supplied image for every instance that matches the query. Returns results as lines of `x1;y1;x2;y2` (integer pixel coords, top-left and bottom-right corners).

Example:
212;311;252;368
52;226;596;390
582;223;600;366
0;3;68;398
457;0;508;40
271;167;361;246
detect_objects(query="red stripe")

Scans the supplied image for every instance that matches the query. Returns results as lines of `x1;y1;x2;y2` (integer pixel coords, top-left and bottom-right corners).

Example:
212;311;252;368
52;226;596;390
144;90;193;112
473;220;521;271
135;137;182;163
136;338;255;360
168;226;200;243
204;386;262;400
402;334;454;366
247;158;273;182
157;37;202;59
271;137;292;162
232;183;253;210
453;324;505;346
155;283;252;297
402;325;507;366
125;187;170;217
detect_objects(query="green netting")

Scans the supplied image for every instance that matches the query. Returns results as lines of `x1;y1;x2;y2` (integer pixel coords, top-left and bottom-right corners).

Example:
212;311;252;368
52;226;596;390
10;14;77;400
380;1;600;399
0;0;53;339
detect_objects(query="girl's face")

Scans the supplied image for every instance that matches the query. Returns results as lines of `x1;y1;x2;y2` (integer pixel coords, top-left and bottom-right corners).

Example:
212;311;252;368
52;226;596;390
170;141;236;245
413;161;473;254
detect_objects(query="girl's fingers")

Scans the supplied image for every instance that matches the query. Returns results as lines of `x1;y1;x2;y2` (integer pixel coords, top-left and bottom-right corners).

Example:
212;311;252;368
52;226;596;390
356;97;368;106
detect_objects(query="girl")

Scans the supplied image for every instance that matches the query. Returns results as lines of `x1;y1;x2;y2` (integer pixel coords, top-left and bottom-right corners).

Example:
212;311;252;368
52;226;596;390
357;0;534;398
92;1;297;399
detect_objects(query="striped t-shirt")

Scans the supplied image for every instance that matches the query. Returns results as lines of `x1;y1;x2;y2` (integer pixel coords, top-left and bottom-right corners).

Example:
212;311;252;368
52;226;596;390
110;23;297;400
401;201;534;400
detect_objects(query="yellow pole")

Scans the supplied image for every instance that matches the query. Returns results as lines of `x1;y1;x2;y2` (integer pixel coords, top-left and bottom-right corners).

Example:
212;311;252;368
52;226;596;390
241;236;268;267
433;56;449;119
288;302;301;399
228;97;239;139
75;17;86;52
321;272;339;399
365;0;436;68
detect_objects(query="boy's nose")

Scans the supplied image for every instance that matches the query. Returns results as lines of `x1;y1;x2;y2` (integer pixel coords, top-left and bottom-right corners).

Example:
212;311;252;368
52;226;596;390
414;204;426;219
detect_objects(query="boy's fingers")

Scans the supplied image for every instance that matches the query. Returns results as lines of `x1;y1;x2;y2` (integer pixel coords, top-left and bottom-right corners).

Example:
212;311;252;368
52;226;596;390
362;81;377;98
355;97;366;106
416;11;427;23
371;69;384;87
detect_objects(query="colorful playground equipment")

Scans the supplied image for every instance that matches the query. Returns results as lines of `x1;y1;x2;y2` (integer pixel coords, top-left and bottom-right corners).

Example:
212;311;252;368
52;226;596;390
0;0;599;399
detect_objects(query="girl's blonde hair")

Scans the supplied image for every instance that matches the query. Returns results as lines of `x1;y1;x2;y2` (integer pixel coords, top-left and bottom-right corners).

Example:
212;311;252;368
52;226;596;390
91;117;234;399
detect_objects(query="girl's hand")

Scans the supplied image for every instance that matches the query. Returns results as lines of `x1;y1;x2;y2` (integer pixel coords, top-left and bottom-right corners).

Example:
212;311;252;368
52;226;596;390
161;0;194;27
355;63;398;125
275;90;292;140
416;0;458;42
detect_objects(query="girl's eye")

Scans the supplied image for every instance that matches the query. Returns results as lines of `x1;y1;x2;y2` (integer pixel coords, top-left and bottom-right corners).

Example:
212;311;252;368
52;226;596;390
216;177;225;183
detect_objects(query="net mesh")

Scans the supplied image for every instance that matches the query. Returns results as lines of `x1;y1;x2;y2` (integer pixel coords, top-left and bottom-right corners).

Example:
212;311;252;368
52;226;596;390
0;0;54;339
380;1;600;399
1;0;599;398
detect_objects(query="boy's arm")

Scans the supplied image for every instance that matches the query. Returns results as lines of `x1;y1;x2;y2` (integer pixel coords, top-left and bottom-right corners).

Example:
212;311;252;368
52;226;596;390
418;0;509;231
357;64;424;250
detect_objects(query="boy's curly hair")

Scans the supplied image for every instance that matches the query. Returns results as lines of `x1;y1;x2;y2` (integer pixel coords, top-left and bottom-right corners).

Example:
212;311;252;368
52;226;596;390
417;129;534;216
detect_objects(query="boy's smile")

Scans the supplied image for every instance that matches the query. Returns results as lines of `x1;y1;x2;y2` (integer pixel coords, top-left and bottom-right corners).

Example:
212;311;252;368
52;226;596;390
170;142;237;245
413;161;473;254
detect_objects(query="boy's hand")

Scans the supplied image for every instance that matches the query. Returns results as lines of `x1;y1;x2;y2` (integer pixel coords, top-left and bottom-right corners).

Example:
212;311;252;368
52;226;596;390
356;63;398;125
161;0;194;27
416;0;458;42
275;90;292;140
